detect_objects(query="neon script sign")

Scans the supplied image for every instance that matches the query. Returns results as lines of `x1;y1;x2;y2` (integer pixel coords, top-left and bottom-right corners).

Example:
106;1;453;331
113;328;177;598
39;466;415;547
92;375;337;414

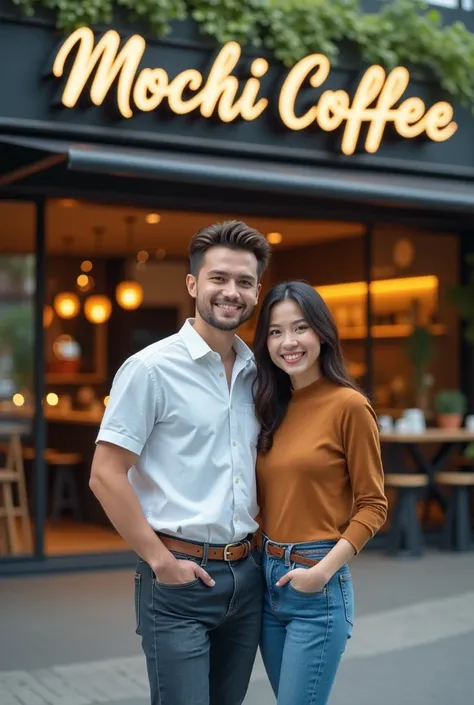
52;27;458;156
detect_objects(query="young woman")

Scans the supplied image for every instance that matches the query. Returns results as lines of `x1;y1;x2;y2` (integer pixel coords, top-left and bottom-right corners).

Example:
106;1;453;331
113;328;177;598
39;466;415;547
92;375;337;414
253;281;387;705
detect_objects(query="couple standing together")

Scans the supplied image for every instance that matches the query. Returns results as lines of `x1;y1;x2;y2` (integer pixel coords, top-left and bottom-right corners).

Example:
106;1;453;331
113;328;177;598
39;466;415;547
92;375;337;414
90;220;388;705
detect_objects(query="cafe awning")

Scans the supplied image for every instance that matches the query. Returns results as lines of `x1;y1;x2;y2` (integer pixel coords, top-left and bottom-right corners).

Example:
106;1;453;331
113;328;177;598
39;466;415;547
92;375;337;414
1;133;474;214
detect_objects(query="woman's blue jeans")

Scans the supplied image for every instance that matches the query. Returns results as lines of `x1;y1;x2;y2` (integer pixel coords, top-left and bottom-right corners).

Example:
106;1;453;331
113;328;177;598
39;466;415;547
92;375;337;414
260;538;354;705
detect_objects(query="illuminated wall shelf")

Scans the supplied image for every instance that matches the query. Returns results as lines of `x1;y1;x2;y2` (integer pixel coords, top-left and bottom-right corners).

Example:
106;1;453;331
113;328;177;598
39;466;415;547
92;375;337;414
339;323;446;340
316;275;443;341
238;323;446;346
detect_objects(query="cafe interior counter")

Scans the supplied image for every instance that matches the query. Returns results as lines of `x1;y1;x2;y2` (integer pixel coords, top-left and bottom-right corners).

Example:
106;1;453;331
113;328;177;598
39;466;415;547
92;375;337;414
0;401;104;426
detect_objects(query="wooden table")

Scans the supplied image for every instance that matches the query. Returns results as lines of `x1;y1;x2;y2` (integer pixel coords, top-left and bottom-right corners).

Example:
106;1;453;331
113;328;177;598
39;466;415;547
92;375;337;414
380;428;474;517
0;422;31;438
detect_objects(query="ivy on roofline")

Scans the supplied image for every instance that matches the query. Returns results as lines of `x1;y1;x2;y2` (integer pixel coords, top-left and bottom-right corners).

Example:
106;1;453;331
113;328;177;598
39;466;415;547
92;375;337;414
10;0;474;110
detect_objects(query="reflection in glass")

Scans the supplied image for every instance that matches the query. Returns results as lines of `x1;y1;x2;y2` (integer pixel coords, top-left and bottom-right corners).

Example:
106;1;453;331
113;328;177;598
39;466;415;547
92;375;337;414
0;255;35;398
0;248;35;559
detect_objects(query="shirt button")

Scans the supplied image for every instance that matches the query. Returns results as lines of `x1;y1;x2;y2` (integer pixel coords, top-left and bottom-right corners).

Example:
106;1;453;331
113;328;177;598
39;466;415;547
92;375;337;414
235;513;240;522
234;477;240;484
219;372;224;378
232;441;237;447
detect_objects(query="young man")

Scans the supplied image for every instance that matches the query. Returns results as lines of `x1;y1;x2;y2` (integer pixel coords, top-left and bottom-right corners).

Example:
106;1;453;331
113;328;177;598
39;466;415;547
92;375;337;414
90;220;271;705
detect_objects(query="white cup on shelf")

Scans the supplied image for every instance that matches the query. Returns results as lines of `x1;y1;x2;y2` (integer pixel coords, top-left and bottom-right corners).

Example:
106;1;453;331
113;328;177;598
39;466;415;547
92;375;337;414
465;415;474;432
402;408;426;433
378;415;394;432
395;417;412;434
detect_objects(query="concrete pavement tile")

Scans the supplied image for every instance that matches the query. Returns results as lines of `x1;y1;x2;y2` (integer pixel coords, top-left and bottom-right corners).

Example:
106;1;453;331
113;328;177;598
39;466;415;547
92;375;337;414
331;631;474;705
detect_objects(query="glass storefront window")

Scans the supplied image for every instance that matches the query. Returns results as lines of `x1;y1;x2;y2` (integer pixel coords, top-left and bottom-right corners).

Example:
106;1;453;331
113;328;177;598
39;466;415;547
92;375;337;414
371;225;460;421
267;221;368;391
0;200;36;560
1;196;465;566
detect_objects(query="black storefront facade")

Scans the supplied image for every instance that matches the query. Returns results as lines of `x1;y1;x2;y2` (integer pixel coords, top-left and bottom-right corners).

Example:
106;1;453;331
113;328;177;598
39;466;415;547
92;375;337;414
1;3;474;574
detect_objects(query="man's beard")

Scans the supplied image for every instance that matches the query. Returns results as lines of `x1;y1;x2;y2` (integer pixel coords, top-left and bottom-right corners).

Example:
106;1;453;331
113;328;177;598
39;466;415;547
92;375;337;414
196;297;254;332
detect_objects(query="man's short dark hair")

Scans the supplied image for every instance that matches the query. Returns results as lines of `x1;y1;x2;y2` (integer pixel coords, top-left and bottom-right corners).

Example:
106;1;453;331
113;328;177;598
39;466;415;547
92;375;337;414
189;220;271;280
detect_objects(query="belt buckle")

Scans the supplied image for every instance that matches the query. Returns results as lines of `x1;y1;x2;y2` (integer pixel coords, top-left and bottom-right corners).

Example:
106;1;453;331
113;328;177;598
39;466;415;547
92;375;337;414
223;542;242;561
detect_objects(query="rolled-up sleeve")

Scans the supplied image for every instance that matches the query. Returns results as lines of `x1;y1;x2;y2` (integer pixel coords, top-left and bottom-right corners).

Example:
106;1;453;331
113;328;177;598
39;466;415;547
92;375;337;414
96;356;159;456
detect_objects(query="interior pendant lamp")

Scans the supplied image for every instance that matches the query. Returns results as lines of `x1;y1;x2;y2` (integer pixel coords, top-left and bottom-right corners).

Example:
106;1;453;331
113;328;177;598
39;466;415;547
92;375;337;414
54;235;81;319
53;292;80;319
84;226;112;325
116;215;144;311
84;295;112;324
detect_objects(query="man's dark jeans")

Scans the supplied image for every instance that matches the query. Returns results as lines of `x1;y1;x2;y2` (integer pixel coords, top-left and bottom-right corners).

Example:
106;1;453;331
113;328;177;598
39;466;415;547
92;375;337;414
135;545;263;705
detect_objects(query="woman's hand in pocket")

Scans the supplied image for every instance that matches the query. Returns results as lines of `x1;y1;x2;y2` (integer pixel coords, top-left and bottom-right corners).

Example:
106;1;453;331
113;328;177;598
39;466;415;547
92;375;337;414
276;565;328;593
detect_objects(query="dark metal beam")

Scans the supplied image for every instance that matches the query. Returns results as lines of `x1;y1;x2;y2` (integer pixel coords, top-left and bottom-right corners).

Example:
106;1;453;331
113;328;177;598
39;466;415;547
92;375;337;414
364;225;374;401
67;146;474;214
0;154;65;186
33;198;46;561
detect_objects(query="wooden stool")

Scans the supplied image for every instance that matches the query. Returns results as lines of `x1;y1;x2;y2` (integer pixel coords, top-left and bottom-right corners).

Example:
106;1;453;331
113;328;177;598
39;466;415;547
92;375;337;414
435;471;474;551
385;474;429;557
0;433;33;556
48;452;83;525
23;447;57;463
22;447;61;516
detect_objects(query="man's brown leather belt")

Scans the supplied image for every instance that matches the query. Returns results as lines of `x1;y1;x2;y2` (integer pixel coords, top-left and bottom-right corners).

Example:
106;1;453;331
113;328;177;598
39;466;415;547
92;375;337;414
159;534;258;562
265;543;320;568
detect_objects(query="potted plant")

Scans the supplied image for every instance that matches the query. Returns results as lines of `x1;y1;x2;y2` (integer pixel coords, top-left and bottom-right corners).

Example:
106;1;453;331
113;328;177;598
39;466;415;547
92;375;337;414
404;326;436;414
449;253;474;346
433;390;467;429
464;442;474;460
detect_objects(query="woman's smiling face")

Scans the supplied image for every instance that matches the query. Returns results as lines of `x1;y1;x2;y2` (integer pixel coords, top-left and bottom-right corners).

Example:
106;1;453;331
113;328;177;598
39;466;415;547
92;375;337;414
267;298;322;389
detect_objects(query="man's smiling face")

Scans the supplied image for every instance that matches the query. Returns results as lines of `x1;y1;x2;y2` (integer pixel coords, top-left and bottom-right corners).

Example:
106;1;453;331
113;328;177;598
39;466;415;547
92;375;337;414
187;246;260;332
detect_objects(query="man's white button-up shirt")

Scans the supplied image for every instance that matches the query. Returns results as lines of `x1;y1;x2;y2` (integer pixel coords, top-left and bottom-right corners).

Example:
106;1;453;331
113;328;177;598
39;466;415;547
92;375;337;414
96;319;260;543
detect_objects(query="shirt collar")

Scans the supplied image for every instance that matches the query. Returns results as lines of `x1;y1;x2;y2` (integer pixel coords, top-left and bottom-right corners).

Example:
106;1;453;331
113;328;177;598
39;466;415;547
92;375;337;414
179;319;254;363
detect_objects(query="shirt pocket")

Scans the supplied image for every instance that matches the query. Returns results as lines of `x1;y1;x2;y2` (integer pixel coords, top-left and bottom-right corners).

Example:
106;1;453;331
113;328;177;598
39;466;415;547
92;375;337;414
244;403;260;448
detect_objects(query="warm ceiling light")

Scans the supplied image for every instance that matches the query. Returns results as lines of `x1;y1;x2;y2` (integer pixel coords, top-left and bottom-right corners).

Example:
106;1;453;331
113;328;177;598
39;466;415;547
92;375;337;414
316;275;439;300
155;248;166;260
54;292;80;319
12;393;25;407
84;295;112;324
59;199;78;208
146;213;161;224
81;260;93;273
77;274;89;288
267;232;283;245
137;250;149;263
116;281;144;310
76;274;95;293
43;305;54;328
46;393;59;407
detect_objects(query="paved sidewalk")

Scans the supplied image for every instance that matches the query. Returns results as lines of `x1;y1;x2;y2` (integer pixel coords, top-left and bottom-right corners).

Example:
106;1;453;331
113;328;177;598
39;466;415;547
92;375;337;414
1;549;473;705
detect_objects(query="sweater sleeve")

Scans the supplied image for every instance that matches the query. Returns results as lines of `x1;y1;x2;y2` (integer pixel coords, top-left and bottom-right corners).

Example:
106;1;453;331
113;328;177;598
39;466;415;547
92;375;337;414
340;394;388;554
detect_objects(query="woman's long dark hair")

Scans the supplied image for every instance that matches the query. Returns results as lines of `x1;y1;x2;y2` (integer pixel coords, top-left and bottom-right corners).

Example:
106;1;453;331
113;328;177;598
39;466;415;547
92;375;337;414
253;280;361;453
